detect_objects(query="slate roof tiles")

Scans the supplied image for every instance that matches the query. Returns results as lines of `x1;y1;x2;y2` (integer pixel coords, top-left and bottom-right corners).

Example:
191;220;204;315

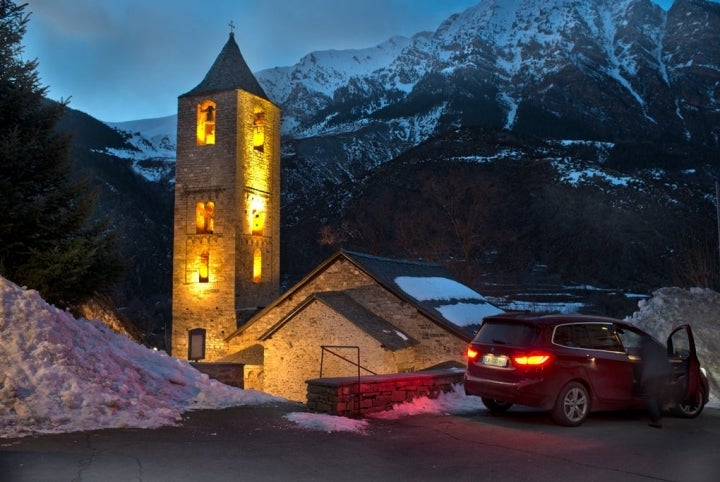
181;32;268;100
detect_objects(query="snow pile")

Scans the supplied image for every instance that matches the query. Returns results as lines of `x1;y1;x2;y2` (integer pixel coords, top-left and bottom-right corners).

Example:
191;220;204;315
0;276;280;439
626;287;720;407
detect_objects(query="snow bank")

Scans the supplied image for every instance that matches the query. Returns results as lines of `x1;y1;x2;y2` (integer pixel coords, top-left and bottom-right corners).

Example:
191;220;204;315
0;276;280;438
626;287;720;407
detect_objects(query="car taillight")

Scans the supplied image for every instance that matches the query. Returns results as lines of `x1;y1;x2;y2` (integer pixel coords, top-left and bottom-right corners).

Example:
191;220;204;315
466;346;480;361
512;352;552;367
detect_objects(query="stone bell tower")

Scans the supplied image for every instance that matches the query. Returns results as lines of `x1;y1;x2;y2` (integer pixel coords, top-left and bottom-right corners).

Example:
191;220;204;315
171;31;280;360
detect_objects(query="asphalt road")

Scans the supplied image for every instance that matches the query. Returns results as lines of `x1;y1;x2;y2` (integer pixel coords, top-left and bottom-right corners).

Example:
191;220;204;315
1;403;718;482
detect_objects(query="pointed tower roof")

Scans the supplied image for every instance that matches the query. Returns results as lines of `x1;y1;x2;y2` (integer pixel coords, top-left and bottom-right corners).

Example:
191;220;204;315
181;32;268;100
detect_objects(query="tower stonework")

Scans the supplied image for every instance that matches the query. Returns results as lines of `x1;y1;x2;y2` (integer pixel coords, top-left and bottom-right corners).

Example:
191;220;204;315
171;33;280;360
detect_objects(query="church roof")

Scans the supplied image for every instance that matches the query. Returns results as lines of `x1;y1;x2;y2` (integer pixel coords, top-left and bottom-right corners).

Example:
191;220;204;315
259;291;418;351
340;251;501;337
226;250;502;343
180;32;268;100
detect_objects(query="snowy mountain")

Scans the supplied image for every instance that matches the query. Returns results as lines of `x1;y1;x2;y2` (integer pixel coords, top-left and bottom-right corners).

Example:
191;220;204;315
83;0;719;338
116;0;719;183
256;0;718;150
106;116;177;182
254;0;719;269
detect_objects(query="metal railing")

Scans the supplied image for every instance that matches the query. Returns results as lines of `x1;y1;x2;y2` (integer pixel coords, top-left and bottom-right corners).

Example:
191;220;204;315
319;346;377;416
319;345;377;379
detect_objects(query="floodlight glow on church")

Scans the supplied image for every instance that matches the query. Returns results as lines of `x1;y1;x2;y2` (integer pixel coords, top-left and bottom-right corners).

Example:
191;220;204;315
171;29;280;361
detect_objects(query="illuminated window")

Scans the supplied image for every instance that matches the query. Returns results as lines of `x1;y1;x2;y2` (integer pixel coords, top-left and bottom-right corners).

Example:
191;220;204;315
199;250;209;283
252;248;262;283
253;111;264;153
197;100;216;145
247;194;266;236
195;201;215;234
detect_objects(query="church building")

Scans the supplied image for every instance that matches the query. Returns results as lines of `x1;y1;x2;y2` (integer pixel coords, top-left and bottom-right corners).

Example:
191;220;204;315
171;31;281;360
170;30;501;402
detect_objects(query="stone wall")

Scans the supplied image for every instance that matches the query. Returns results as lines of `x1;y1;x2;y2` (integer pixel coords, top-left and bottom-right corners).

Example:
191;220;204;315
341;285;470;368
192;362;245;388
262;301;398;401
227;258;374;352
306;369;465;417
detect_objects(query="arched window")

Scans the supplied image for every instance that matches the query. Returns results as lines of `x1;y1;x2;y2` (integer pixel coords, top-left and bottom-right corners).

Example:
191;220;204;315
195;201;215;234
199;250;209;283
252;248;262;283
197;100;216;145
253;111;265;153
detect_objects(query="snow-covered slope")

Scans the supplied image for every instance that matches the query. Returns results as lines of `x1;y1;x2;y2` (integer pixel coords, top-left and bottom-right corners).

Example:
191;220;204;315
249;0;720;232
255;0;718;149
105;115;177;182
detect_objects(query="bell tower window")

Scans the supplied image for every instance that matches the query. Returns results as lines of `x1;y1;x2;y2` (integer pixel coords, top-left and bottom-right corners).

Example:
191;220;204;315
198;250;209;283
195;201;215;234
253;248;262;283
247;194;266;236
197;100;216;145
253;111;265;153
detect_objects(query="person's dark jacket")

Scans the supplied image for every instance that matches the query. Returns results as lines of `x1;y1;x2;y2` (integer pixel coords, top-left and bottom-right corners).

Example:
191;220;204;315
640;336;672;383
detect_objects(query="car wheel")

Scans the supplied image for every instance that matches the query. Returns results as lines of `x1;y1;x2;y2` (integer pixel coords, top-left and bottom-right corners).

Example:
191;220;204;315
670;388;706;419
551;381;589;426
482;398;513;412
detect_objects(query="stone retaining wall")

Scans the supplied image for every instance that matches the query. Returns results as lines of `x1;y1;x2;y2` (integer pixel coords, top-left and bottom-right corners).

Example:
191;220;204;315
305;369;464;417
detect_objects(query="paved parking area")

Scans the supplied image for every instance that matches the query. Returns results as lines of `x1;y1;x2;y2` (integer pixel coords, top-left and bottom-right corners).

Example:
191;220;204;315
2;403;718;481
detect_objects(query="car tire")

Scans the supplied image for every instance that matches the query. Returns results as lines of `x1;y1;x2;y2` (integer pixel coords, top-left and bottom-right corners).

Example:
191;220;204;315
551;381;590;426
670;388;706;419
482;398;513;413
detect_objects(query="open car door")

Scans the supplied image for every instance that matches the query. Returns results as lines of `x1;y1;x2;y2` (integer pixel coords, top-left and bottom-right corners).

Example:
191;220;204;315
666;324;702;407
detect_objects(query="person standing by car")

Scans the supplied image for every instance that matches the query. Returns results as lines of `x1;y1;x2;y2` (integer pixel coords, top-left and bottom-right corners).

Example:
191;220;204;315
640;334;673;428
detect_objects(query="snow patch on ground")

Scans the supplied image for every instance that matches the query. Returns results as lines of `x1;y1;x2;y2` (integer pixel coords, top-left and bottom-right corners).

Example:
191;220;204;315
284;412;370;434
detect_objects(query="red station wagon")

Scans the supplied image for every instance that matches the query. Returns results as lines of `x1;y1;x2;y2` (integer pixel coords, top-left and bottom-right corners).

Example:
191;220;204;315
464;313;709;426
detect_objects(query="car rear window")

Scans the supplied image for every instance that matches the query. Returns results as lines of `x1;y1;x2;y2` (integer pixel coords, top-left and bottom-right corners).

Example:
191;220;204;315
554;324;591;348
553;323;624;352
474;320;537;346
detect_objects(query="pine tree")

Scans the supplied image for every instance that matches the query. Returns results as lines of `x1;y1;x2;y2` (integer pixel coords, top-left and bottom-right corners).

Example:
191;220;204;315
0;0;123;306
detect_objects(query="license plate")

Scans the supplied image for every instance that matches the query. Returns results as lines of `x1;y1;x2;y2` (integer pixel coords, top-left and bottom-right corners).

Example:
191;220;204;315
482;354;508;367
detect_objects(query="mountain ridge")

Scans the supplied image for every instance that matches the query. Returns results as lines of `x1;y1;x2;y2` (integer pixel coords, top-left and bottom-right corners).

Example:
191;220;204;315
255;0;718;150
56;0;719;342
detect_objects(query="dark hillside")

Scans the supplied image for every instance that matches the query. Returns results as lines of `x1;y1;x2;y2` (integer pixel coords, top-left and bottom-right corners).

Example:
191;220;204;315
56;106;131;151
59;107;173;343
315;128;718;316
